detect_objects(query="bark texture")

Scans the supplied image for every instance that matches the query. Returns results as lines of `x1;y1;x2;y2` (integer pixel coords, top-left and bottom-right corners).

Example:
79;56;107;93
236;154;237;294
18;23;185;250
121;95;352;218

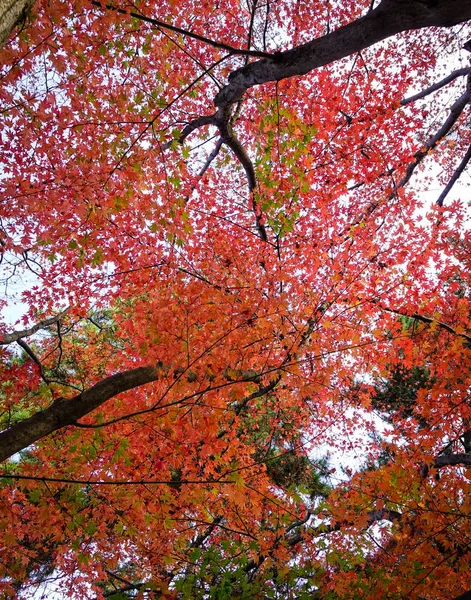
0;0;34;49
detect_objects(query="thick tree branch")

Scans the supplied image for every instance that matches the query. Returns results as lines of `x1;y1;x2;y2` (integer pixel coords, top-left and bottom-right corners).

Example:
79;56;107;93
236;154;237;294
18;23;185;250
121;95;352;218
166;0;471;234
420;453;471;478
213;0;471;111
0;0;35;49
434;453;471;468
0;365;162;462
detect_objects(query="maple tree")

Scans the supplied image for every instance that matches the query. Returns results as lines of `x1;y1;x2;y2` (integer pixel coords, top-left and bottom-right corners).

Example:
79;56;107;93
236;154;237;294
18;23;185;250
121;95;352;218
2;0;471;597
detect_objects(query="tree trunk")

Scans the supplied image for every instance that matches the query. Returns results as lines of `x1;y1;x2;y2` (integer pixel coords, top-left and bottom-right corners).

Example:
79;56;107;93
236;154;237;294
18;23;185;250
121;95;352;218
0;0;34;50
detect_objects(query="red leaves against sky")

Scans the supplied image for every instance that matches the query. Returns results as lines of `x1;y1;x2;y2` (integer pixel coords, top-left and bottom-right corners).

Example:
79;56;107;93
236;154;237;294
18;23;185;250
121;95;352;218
1;0;471;598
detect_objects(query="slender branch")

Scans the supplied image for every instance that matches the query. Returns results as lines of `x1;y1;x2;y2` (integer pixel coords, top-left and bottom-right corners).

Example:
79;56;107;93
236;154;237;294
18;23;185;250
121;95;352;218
216;115;256;191
437;143;471;207
190;516;224;547
90;0;272;58
246;0;258;54
401;67;471;105
397;86;471;191
233;375;281;416
0;473;233;485
1;309;69;345
16;339;42;366
102;570;150;599
379;305;471;344
103;583;150;598
215;111;268;241
163;114;216;150
285;509;312;534
197;137;223;177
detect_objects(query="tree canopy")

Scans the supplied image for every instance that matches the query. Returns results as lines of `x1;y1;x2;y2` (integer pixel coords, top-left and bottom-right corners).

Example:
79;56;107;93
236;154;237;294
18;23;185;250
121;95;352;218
2;0;471;597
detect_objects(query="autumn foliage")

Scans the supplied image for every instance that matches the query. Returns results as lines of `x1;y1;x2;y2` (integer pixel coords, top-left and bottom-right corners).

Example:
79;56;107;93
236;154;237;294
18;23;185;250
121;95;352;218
1;0;471;597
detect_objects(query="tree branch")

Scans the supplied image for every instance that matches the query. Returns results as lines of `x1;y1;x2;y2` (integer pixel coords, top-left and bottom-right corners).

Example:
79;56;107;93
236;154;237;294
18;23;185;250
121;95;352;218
213;0;471;111
163;114;216;150
437;143;471;207
0;308;69;345
90;1;272;58
397;86;471;191
0;473;233;485
16;339;52;385
216;115;268;241
379;305;471;343
450;588;471;600
0;365;162;462
434;453;471;468
401;67;471;106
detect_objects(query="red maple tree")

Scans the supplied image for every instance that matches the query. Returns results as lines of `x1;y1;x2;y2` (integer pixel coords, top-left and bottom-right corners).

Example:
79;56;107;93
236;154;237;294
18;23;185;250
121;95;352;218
1;0;471;598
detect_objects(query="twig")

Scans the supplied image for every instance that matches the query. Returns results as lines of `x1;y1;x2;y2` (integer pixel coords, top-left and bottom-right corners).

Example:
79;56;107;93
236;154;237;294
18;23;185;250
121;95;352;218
0;473;234;485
